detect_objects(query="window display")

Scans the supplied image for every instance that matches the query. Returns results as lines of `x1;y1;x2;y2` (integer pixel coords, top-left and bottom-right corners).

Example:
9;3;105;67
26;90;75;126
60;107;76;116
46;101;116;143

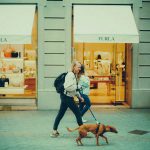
0;44;37;97
73;43;126;105
97;60;111;76
0;9;37;98
0;44;24;94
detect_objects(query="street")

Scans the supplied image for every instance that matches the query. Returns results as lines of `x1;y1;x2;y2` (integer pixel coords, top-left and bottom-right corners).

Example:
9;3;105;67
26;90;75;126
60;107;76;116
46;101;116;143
0;108;150;150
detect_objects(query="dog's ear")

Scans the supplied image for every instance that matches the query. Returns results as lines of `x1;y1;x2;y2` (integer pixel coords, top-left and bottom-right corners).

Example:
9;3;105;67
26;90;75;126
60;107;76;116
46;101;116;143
105;125;111;131
106;125;111;130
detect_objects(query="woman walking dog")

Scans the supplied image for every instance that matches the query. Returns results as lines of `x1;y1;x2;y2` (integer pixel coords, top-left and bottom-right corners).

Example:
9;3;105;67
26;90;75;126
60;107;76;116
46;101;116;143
51;60;83;137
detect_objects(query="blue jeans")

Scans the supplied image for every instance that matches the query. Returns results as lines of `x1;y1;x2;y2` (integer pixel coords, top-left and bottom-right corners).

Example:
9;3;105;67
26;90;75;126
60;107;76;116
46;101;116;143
79;94;91;116
53;94;83;130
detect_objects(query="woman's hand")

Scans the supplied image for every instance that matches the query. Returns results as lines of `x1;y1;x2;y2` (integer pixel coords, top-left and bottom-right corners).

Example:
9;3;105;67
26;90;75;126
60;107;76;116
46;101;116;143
78;96;84;102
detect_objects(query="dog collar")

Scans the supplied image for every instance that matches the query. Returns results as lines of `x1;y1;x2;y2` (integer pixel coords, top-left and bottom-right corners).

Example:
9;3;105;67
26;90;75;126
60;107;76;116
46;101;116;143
96;123;100;134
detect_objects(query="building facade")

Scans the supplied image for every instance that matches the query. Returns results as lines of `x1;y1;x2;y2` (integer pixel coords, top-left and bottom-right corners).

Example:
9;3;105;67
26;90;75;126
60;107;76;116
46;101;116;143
0;0;150;110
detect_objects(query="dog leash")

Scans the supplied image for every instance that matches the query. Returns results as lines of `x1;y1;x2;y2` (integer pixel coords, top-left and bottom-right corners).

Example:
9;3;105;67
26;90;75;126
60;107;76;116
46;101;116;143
77;88;100;124
89;108;100;124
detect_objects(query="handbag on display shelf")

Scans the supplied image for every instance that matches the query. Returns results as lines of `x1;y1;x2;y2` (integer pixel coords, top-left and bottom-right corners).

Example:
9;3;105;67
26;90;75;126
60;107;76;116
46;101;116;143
0;75;9;87
4;49;12;58
11;51;19;58
11;79;22;87
12;67;20;73
3;45;15;58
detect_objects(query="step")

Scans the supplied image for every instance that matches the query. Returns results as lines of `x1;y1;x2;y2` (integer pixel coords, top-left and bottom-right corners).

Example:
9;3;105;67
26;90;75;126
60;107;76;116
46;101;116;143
0;98;36;106
0;98;37;110
0;105;37;111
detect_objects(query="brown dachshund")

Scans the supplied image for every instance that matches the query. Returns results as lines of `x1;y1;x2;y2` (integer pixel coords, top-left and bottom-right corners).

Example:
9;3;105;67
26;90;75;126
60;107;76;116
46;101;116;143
67;123;118;146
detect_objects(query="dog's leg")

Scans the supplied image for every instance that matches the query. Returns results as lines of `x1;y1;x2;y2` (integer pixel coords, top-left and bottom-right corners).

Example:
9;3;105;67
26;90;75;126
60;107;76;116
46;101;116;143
77;131;87;146
95;134;100;146
76;137;81;146
101;135;108;144
78;137;83;146
76;136;83;146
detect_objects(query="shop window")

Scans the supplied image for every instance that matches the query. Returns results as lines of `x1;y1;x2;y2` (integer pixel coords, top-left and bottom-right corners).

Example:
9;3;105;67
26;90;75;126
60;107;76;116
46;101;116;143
73;43;126;104
0;10;37;99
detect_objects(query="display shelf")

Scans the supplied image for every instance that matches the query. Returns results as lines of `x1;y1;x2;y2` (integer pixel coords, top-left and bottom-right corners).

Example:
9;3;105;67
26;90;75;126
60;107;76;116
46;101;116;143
0;58;23;60
0;73;23;75
24;60;36;63
0;87;25;94
0;57;24;74
24;77;36;79
0;73;24;91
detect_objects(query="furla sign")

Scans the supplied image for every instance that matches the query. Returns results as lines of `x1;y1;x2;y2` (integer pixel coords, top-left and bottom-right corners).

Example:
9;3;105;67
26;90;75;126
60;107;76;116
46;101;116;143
98;36;115;42
0;37;8;43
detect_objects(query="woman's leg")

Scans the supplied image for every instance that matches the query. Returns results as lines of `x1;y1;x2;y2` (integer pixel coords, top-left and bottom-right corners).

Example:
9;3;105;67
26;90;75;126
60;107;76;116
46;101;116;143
53;94;68;130
79;99;84;112
80;94;91;116
67;97;83;126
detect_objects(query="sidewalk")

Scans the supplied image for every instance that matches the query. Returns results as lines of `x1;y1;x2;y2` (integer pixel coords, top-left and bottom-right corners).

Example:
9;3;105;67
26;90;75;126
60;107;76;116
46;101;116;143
0;108;150;150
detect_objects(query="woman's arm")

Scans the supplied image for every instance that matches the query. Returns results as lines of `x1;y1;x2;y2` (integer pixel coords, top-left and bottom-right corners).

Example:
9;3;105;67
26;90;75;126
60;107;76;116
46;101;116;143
64;72;77;91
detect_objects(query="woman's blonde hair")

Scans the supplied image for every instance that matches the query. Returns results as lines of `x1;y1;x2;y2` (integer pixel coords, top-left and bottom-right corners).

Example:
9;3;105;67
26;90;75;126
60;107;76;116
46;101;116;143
71;60;81;72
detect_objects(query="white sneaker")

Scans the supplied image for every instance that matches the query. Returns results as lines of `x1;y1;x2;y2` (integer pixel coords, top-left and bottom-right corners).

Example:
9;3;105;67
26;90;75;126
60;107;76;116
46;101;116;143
82;117;87;123
50;130;60;138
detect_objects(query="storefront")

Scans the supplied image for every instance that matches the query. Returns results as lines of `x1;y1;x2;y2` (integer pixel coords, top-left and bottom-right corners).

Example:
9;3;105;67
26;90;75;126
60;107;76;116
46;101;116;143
0;0;150;110
72;5;139;106
59;0;150;109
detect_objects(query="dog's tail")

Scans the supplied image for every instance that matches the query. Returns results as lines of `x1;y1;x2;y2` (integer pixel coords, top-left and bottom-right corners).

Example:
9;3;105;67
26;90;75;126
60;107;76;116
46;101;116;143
66;127;79;132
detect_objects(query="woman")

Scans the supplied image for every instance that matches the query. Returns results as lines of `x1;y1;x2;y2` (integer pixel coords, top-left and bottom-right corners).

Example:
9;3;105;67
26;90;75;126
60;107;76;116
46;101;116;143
78;64;91;123
51;60;83;137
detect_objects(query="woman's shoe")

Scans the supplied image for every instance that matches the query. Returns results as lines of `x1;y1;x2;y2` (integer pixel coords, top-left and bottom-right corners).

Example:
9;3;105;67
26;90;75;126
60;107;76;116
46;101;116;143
50;130;60;138
82;117;87;123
